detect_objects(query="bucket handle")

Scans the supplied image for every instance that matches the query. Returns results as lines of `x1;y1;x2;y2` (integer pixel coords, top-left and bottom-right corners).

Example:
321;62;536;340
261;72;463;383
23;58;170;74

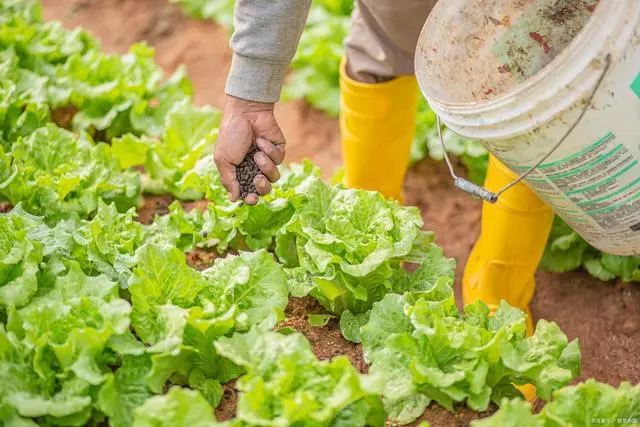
437;54;613;204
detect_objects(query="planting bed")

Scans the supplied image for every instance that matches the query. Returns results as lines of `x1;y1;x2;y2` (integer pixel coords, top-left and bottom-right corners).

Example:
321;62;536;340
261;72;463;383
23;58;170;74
1;0;636;425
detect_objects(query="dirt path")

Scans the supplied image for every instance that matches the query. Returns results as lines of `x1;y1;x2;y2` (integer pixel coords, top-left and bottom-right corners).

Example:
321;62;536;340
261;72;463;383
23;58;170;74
42;0;640;424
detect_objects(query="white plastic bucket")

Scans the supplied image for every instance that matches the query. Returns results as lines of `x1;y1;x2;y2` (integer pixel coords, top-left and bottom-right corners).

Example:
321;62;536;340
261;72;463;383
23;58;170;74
415;0;640;256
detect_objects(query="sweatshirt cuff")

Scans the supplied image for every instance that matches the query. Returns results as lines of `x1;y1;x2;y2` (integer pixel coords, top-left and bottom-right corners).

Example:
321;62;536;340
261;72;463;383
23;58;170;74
225;53;289;103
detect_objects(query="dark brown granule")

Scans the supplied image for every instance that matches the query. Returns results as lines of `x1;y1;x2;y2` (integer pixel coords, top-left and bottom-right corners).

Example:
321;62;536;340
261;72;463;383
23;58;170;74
236;145;260;200
0;202;12;213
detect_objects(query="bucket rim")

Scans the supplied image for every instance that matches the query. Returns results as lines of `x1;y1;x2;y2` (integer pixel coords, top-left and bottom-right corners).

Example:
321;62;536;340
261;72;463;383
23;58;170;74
415;0;614;112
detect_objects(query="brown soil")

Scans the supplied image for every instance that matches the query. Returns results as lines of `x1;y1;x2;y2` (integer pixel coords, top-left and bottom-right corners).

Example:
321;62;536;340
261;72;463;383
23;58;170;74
416;405;496;427
215;380;238;421
51;105;79;130
136;194;174;224
281;296;369;373
42;1;640;425
186;247;219;270
181;199;209;213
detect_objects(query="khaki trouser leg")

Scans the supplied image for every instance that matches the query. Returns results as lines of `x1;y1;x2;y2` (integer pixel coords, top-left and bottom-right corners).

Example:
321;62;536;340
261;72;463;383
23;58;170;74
345;0;438;80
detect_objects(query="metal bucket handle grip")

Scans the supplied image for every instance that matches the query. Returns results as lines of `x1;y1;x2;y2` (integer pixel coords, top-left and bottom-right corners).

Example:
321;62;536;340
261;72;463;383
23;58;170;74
437;54;613;204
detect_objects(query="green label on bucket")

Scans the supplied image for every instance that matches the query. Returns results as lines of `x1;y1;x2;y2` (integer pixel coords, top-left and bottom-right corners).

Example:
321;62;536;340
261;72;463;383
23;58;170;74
632;73;640;99
535;131;640;230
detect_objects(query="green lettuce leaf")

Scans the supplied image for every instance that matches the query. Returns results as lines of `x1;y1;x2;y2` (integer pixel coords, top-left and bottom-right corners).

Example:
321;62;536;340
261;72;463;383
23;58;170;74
540;218;591;274
143;201;208;252
1;263;130;425
175;157;320;253
132;387;216;427
471;398;541;427
339;310;370;343
7;263;131;385
0;211;43;308
276;177;435;317
128;245;287;401
129;66;193;137
0;50;51;151
539;380;640;425
96;355;154;427
72;200;143;285
473;380;640;426
112;101;221;198
201;250;289;330
0;125;140;218
57;43;162;134
215;329;386;427
540;217;640;282
361;281;580;424
0;325;45;426
2;199;144;293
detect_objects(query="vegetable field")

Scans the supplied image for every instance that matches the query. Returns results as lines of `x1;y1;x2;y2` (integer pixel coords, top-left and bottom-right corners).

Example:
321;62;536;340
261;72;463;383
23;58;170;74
1;0;638;426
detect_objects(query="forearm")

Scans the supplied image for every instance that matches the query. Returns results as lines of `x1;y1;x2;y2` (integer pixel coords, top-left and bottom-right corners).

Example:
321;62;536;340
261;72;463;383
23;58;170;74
226;0;312;103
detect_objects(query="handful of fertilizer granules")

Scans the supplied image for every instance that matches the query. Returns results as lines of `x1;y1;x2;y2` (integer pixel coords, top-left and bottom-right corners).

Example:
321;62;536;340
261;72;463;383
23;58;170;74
236;144;261;200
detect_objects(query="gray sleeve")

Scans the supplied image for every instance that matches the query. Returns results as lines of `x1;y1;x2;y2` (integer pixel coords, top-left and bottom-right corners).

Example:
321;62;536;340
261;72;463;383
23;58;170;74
225;0;312;103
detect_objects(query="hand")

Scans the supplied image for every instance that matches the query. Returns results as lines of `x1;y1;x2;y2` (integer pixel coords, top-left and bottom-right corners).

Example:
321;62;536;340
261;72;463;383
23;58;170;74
215;95;286;205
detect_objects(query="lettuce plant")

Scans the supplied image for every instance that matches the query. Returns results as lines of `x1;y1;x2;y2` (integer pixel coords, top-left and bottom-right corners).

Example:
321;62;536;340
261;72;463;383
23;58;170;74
0;1;190;140
2;265;132;426
0;210;42;308
360;279;581;424
170;158;322;252
112;100;221;197
541;217;640;282
274;176;443;328
473;380;640;427
0;126;141;218
214;329;386;427
127;244;288;405
132;386;216;427
2;200;145;292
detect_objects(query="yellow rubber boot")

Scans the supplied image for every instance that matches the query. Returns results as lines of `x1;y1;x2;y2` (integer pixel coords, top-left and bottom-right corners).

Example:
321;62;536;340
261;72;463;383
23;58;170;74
462;156;554;402
339;60;417;202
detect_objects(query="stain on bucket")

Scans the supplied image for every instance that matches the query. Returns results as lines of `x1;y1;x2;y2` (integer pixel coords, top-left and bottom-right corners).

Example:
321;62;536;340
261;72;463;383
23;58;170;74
492;0;599;90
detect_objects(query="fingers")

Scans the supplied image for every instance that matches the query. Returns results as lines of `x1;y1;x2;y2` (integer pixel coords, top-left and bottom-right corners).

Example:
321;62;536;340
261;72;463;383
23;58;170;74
255;137;286;165
254;150;280;183
254;174;272;196
215;107;284;204
214;146;241;202
243;193;259;205
242;175;271;205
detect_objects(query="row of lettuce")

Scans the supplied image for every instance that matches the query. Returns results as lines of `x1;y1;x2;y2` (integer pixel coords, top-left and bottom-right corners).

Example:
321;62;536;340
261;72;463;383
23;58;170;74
170;0;640;283
1;2;639;426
